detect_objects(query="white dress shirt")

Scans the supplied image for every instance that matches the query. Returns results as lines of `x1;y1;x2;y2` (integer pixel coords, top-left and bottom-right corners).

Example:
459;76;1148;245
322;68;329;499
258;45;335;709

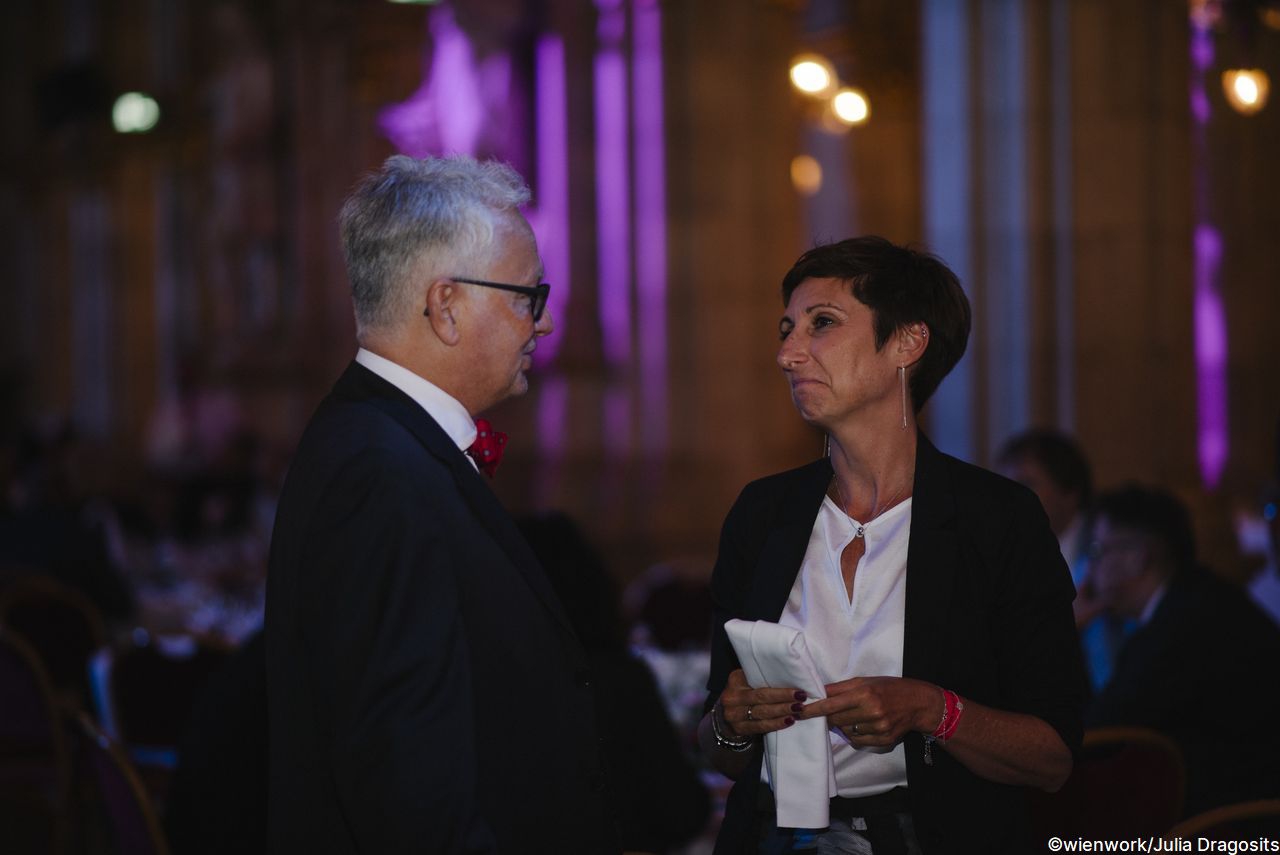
355;348;477;468
772;495;913;797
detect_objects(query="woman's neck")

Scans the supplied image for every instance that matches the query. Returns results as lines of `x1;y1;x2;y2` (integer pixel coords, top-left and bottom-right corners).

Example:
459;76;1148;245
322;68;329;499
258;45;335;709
827;423;918;521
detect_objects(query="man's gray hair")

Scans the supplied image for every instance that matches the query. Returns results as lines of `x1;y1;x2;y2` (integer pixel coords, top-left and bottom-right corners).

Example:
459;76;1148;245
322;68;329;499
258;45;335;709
339;154;531;336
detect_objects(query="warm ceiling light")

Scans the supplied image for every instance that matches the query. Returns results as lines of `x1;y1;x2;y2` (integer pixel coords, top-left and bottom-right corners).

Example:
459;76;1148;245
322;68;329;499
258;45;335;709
790;155;822;196
790;54;835;96
831;88;870;125
1222;69;1270;115
111;92;160;133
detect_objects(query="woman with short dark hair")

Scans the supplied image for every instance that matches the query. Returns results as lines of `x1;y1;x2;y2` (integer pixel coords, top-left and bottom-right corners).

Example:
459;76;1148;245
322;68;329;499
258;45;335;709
698;236;1086;854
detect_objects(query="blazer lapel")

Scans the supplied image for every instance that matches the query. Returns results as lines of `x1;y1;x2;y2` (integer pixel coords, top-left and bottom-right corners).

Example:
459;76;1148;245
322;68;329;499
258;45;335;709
744;459;832;621
335;363;580;646
902;433;960;683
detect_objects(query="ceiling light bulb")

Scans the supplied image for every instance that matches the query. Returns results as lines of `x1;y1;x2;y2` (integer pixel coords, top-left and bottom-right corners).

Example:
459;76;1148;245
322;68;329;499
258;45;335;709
832;88;870;125
790;155;822;196
790;55;835;96
112;92;160;134
1222;69;1269;115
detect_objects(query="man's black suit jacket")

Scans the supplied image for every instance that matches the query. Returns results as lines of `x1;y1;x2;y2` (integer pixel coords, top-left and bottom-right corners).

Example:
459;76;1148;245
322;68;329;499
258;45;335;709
265;362;617;853
706;434;1087;854
1087;567;1280;815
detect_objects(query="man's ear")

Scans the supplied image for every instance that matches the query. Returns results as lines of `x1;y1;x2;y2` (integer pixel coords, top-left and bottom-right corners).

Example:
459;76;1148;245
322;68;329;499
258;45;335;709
896;323;929;369
423;279;461;346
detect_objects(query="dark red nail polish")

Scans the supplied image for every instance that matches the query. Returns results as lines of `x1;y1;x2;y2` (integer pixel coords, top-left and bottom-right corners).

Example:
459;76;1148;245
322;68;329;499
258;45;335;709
784;717;795;726
791;703;804;713
794;691;807;701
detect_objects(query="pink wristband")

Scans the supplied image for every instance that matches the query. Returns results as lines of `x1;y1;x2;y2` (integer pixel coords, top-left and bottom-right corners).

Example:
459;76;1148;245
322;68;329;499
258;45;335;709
931;689;965;742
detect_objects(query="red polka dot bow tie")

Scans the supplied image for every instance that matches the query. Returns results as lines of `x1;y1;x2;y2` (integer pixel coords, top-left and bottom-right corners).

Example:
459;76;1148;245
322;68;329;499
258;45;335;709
466;418;507;478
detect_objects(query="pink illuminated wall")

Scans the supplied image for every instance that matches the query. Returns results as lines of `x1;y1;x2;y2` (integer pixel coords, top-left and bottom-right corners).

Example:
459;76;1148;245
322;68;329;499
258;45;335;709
1190;21;1229;488
632;0;668;453
594;0;633;367
527;35;571;366
377;2;668;462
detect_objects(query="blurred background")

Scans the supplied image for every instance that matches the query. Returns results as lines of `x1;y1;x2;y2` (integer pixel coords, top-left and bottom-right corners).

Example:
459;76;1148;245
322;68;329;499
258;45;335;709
3;0;1278;588
1;0;1279;849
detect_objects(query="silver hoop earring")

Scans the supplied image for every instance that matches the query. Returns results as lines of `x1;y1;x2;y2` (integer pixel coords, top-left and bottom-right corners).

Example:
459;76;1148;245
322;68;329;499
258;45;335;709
898;365;908;430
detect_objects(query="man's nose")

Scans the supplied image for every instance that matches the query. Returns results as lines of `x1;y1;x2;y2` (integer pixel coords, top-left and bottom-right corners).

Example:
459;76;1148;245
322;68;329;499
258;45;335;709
535;306;554;337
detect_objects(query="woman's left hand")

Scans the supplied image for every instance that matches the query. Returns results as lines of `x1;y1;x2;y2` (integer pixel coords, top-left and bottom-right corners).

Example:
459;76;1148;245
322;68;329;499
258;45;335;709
797;676;941;747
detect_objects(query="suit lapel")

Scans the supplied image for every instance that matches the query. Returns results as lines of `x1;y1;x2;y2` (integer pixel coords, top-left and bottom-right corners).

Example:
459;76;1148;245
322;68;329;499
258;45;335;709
335;363;580;646
902;434;959;683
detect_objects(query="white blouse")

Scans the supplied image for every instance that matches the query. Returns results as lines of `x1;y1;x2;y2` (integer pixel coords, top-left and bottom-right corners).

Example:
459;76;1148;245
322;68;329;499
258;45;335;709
772;493;913;797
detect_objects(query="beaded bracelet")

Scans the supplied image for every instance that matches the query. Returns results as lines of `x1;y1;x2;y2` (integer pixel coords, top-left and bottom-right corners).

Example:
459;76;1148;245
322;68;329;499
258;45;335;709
711;701;755;752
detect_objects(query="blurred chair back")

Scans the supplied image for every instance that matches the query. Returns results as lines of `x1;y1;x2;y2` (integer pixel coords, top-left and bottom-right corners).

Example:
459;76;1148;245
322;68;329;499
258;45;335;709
1167;798;1280;840
1029;726;1186;839
90;632;230;769
0;629;70;854
0;575;106;706
73;710;170;855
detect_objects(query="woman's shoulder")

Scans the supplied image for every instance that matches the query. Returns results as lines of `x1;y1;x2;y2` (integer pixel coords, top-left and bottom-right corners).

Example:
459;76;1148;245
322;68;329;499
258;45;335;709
919;440;1050;542
925;440;1041;512
734;458;831;507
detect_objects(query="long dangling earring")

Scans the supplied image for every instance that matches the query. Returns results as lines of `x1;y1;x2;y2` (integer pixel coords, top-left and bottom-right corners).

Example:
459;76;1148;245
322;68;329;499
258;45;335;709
823;434;831;457
898;365;908;430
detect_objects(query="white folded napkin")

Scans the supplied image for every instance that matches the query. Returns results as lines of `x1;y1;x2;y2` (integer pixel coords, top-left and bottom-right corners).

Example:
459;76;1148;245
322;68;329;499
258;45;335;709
725;618;836;829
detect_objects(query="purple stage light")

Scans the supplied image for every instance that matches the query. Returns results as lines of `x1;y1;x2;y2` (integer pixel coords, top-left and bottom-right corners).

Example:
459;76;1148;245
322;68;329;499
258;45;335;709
1190;20;1228;489
527;35;570;366
595;0;632;366
633;0;668;453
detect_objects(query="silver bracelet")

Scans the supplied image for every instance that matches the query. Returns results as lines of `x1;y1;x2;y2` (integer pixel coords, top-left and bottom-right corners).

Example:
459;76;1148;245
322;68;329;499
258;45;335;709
711;701;755;752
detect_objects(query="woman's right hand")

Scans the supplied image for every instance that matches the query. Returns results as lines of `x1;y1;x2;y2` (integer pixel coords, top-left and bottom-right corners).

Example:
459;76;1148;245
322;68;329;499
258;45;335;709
717;668;806;737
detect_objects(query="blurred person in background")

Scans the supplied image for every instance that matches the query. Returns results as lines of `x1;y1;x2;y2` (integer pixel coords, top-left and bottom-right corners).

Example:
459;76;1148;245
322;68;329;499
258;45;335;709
1085;484;1280;815
0;419;134;620
1246;418;1280;626
997;428;1128;693
518;512;710;854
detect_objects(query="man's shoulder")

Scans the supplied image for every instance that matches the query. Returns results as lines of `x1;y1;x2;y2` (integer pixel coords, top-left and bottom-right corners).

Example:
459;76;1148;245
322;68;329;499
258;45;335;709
1160;570;1280;640
280;389;459;511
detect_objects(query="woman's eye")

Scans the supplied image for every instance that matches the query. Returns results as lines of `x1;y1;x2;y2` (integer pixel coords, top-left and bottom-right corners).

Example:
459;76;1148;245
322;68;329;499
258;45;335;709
812;314;835;330
778;324;793;341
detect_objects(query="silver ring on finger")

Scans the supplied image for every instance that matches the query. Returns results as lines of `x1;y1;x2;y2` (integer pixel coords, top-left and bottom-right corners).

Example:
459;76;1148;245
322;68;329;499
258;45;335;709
746;706;754;721
852;723;860;734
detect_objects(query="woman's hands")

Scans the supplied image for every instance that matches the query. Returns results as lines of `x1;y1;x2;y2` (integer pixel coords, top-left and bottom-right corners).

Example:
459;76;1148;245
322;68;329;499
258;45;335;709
717;668;807;738
705;670;1072;792
797;676;941;746
698;668;806;779
715;671;944;747
798;676;1073;790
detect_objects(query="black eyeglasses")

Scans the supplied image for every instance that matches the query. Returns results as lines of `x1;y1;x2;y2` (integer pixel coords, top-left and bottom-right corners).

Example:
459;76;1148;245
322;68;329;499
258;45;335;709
446;277;550;322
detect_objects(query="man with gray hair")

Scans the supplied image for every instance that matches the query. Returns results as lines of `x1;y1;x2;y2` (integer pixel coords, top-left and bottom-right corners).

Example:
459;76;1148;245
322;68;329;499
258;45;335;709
265;155;618;853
